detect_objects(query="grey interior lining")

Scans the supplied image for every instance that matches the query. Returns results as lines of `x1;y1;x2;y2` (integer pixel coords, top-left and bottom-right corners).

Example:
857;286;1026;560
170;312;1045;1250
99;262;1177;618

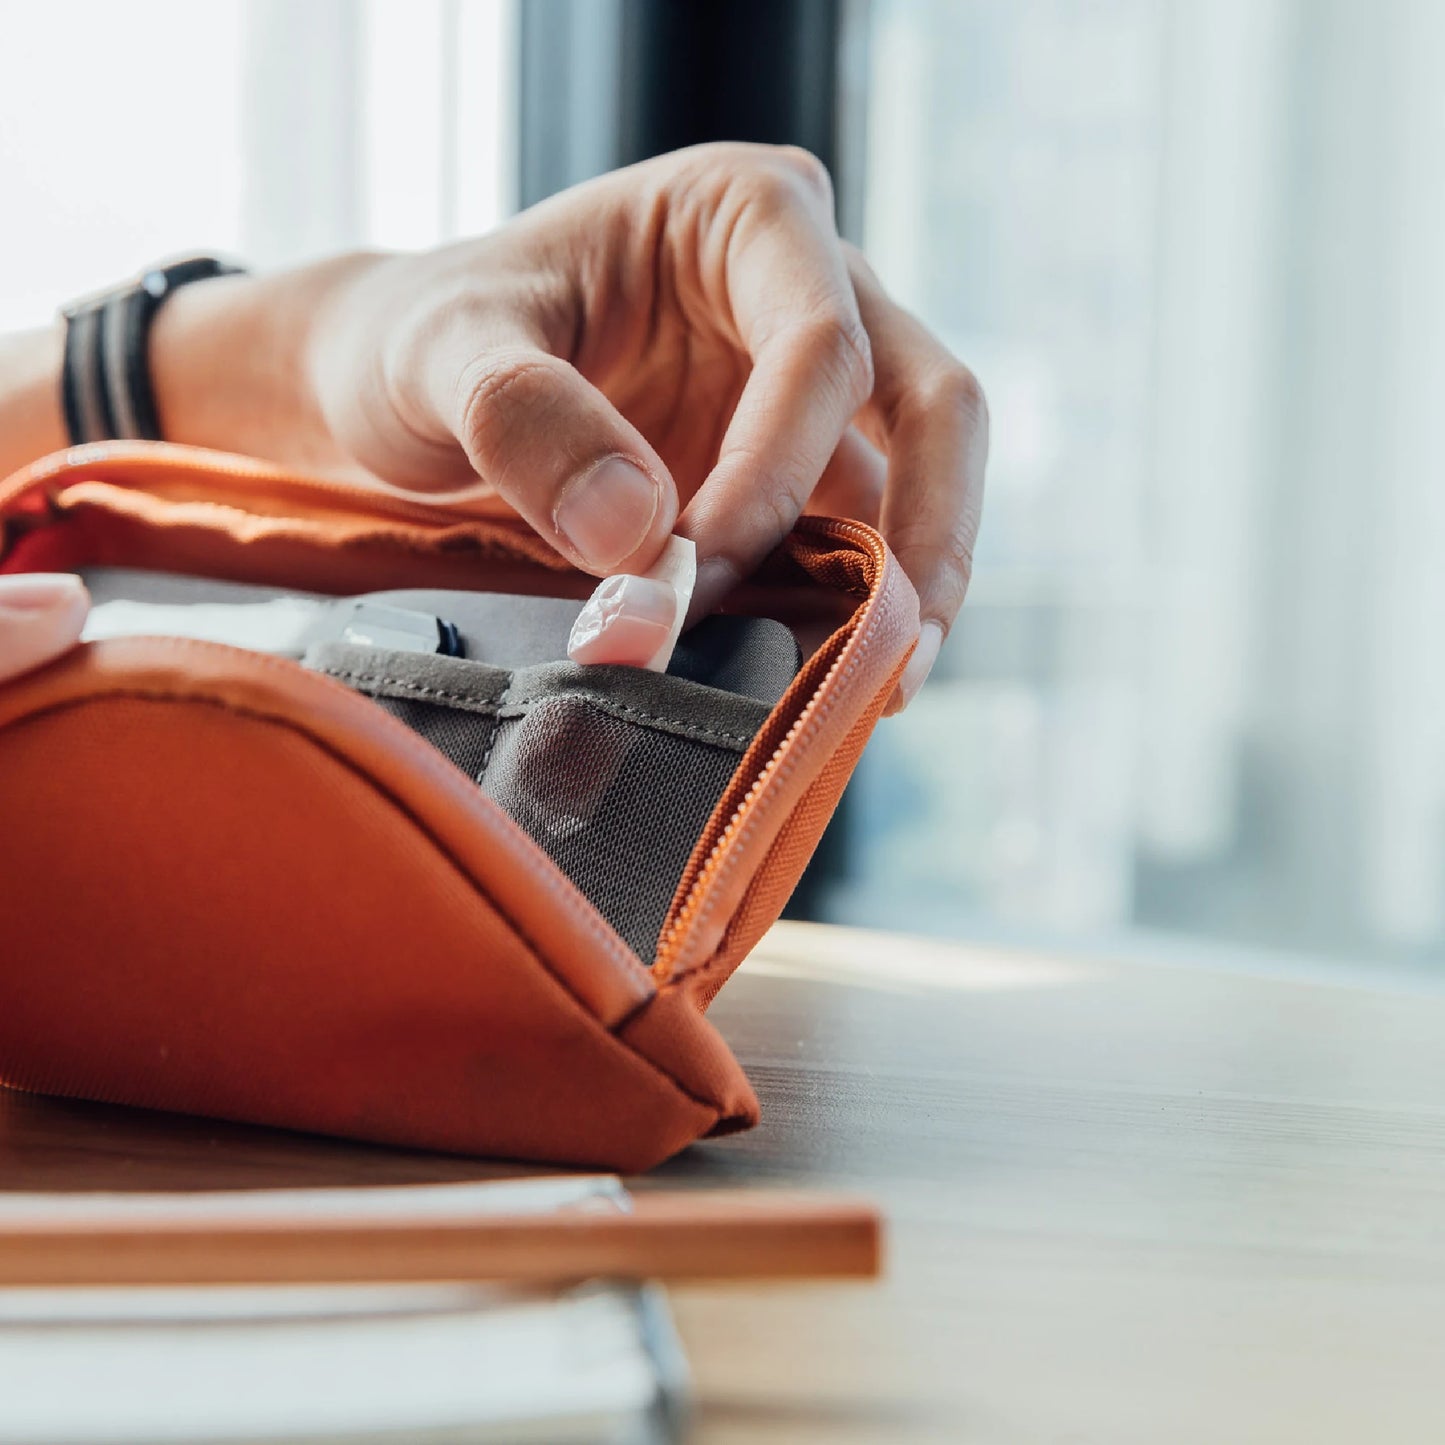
79;567;798;964
365;589;802;705
305;641;770;962
80;569;802;703
307;645;772;746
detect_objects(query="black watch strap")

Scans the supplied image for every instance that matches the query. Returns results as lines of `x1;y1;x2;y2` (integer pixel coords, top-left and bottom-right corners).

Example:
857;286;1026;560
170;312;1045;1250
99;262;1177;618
60;255;247;445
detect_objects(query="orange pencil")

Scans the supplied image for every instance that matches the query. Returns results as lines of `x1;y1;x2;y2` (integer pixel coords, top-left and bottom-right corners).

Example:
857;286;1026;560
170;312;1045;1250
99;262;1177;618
0;1190;882;1288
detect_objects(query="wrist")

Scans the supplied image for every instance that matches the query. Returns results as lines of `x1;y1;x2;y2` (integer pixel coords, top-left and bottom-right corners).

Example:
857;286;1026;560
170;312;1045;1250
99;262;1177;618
0;323;67;478
148;253;380;478
301;249;452;488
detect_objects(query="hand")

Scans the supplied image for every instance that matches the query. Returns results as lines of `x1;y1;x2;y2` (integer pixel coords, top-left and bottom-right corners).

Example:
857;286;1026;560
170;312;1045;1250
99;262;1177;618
0;574;89;683
154;144;988;708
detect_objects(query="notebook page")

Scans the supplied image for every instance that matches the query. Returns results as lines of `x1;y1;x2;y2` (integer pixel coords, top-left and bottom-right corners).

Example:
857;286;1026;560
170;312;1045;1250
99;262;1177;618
0;1178;686;1444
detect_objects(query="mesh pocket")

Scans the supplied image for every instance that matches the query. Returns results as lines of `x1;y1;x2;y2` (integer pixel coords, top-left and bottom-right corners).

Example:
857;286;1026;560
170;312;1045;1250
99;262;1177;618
306;644;769;962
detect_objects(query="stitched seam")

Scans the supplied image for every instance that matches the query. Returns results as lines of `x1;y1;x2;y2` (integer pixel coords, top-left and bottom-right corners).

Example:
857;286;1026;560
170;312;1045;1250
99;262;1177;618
313;666;757;749
0;690;730;1121
312;667;506;713
476;672;509;781
499;695;753;744
608;993;750;1116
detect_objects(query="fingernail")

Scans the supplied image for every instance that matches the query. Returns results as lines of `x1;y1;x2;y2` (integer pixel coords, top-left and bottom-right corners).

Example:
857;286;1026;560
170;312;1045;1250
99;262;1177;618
0;573;87;615
891;620;944;713
568;574;680;667
554;456;661;572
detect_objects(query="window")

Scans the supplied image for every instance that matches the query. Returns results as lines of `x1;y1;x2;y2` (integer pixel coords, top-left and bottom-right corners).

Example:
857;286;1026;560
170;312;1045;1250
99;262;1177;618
0;0;514;330
840;0;1445;969
6;0;1438;972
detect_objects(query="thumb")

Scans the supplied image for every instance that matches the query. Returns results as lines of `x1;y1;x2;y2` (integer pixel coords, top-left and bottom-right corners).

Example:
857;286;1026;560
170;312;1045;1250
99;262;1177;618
441;347;677;576
0;574;90;683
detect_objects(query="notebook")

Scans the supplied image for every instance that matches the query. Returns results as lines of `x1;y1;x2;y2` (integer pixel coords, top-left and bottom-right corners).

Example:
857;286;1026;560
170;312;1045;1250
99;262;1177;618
0;1178;689;1444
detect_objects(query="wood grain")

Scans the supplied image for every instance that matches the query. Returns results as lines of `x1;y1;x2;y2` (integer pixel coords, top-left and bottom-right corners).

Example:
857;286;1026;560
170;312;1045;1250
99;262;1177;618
5;920;1445;1442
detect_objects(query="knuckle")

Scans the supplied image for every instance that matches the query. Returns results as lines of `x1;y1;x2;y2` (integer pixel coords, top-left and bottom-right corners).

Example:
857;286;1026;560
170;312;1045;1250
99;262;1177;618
735;146;834;219
891;520;976;611
456;351;560;454
688;139;763;169
928;362;988;429
839;238;877;284
942;527;977;598
755;477;805;545
775;145;834;200
670;140;757;192
805;312;875;407
716;445;809;556
742;163;805;218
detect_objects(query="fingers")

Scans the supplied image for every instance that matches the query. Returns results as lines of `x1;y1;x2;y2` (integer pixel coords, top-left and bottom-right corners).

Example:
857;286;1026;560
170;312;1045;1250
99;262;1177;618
448;344;680;577
567;533;696;669
0;574;89;683
682;156;874;615
375;287;681;576
845;250;988;712
809;428;886;528
568;574;680;666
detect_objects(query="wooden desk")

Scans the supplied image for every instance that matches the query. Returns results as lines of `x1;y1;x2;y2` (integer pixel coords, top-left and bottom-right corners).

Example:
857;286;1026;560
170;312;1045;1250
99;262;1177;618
4;921;1445;1443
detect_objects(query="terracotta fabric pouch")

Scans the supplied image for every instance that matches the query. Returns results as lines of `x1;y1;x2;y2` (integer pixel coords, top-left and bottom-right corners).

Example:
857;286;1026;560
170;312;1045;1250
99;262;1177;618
80;568;804;961
0;443;918;1170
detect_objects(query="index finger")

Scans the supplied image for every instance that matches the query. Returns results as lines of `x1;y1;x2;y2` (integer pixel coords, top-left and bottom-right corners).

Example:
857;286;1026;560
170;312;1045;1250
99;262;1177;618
680;156;874;616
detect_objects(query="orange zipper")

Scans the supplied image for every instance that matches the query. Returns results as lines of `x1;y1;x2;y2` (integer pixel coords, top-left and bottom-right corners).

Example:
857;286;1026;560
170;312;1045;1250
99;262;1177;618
652;517;885;980
2;445;888;976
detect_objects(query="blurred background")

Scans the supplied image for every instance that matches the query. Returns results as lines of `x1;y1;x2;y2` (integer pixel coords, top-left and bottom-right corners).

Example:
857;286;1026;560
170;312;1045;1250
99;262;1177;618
2;0;1441;974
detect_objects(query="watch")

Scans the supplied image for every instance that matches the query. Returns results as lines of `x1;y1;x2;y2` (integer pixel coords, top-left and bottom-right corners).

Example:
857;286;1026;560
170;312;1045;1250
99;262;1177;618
60;254;247;445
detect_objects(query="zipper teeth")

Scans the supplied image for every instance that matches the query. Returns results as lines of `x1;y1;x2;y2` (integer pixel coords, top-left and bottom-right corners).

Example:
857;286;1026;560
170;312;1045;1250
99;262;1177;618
657;646;847;964
655;518;884;975
8;449;885;976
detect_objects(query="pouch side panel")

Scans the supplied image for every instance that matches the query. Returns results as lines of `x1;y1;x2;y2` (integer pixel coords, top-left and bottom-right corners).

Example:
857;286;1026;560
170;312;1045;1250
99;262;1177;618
0;676;734;1169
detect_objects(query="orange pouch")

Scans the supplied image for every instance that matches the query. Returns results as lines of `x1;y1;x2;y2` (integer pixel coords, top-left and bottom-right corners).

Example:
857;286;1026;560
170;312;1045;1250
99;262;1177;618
0;443;917;1170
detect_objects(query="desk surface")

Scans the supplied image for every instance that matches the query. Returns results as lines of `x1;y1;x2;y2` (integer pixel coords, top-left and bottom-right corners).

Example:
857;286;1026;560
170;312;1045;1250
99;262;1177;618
4;921;1445;1443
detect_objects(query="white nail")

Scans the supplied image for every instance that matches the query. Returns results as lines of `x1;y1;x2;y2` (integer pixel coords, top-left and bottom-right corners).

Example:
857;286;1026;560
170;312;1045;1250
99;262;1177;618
895;620;944;710
567;575;679;667
0;573;88;614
